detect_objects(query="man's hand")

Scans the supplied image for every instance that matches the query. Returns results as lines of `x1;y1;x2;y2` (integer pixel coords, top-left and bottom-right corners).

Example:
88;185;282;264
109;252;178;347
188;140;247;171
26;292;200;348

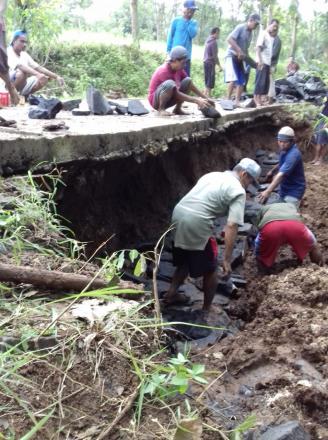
237;50;245;60
197;98;211;109
56;76;65;87
207;98;216;106
258;189;270;204
222;260;232;279
257;62;264;70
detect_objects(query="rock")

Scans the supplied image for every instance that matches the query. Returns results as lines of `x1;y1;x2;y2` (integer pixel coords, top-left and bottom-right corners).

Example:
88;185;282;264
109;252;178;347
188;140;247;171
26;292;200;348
260;421;311;440
62;99;81;111
212;351;224;360
256;149;267;158
238;223;254;236
127;99;149;116
200;105;221;118
242;98;256;108
239;384;255;397
86;85;113;115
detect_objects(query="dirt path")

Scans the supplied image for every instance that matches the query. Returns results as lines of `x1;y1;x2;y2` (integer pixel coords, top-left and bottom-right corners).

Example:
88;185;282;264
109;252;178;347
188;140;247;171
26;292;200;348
193;162;328;439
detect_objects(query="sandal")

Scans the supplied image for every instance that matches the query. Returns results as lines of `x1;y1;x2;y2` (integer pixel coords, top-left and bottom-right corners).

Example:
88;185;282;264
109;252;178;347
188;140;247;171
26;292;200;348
161;292;190;306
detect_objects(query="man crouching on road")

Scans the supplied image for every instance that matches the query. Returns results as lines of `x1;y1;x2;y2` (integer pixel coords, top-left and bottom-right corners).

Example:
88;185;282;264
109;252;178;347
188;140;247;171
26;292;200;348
148;45;214;116
164;158;261;312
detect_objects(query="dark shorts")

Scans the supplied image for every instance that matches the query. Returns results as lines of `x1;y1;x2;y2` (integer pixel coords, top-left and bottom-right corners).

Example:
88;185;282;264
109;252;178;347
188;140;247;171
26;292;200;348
153;77;191;110
314;119;328;145
172;237;218;278
204;61;216;89
254;64;271;95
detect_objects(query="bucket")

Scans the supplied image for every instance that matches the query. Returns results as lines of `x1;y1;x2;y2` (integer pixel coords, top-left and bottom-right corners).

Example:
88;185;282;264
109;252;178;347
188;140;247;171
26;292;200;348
0;92;10;107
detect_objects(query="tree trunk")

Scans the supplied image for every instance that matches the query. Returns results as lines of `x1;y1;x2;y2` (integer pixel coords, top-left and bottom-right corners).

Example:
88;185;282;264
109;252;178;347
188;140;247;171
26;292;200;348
0;262;108;292
290;13;299;58
130;0;139;44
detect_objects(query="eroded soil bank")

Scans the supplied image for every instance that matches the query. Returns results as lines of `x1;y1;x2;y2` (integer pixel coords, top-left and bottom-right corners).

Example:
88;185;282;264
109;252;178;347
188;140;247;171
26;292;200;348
57;112;295;252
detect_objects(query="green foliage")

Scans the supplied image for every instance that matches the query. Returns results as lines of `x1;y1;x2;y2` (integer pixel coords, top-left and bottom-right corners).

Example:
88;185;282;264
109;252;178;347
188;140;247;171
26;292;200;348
45;43;164;97
143;352;208;400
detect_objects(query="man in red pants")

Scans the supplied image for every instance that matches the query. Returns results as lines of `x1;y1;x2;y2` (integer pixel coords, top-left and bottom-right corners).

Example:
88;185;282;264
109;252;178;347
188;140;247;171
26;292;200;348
255;203;323;271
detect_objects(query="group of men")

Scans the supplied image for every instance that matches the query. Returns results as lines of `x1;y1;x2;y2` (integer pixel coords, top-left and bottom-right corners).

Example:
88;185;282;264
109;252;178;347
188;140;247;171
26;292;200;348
157;0;283;108
0;0;63;104
164;126;324;312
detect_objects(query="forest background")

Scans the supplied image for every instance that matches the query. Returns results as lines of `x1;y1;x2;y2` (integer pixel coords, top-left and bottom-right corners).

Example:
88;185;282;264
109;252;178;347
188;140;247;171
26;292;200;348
6;0;328;98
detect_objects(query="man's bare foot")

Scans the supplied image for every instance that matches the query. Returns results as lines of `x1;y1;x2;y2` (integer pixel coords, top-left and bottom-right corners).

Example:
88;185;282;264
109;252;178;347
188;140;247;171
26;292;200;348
157;109;173;116
173;108;190;115
314;160;323;166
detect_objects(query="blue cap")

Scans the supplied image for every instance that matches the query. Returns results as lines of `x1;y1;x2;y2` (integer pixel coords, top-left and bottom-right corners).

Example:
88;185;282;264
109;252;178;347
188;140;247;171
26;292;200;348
183;0;198;10
11;30;27;45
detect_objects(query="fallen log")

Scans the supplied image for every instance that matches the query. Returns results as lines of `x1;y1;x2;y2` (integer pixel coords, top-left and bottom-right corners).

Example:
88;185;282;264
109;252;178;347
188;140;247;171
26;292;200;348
0;262;109;292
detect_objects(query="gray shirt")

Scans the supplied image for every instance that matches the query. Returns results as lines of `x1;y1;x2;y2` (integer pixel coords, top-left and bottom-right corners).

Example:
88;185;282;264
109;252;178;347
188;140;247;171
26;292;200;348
226;23;252;57
172;171;246;250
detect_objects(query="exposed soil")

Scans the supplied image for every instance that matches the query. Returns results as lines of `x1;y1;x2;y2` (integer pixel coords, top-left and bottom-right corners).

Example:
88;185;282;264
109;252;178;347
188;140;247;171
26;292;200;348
194;162;328;439
1;111;327;439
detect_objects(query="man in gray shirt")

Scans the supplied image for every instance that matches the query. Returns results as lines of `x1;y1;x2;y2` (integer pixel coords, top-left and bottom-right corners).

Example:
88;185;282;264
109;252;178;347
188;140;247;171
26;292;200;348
224;13;260;106
164;158;261;312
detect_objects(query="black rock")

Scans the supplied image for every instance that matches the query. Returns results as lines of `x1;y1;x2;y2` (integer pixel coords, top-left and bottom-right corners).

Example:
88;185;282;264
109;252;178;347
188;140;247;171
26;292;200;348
127;99;149;116
62;99;81;111
86;85;113;115
256;149;267;158
72;109;91;116
201;105;221;118
28;97;62;120
238;223;254;236
260;421;311;440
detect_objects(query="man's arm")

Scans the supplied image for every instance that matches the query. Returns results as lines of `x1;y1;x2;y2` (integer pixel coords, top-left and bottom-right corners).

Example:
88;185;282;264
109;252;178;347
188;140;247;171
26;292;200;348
166;19;176;53
223;222;238;278
35;65;64;86
186;19;198;39
258;171;284;203
227;36;244;58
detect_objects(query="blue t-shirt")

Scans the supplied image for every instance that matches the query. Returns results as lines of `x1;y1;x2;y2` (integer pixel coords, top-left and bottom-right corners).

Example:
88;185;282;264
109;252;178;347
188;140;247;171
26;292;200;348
279;144;306;200
166;17;198;60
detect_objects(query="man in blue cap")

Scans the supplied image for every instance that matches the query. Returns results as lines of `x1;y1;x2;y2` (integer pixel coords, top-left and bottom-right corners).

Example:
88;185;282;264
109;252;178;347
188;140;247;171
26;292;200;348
166;0;199;76
7;30;64;97
258;126;306;208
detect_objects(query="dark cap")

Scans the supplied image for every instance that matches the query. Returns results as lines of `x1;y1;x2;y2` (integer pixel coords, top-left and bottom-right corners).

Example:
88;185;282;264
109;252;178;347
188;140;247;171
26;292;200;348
249;13;261;23
169;46;188;61
183;0;198;10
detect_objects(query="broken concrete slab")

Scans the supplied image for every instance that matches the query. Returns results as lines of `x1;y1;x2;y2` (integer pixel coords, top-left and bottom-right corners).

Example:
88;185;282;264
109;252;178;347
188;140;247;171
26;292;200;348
260;421;311;440
0;104;287;174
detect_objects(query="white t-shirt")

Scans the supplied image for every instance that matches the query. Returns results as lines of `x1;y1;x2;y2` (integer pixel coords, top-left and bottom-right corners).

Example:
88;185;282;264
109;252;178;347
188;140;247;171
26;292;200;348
172;171;246;250
256;30;274;66
7;46;39;73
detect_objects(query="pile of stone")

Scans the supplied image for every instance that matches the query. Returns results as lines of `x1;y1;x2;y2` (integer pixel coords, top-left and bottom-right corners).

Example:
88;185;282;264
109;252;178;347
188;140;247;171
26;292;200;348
275;73;327;105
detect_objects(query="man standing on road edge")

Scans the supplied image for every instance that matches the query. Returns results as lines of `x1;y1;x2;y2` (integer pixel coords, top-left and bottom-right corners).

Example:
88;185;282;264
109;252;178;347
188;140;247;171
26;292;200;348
166;0;199;76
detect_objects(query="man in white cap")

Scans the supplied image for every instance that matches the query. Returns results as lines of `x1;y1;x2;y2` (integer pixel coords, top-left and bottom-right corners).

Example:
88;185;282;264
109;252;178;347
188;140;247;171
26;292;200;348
148;45;213;116
164;158;261;312
258;126;305;207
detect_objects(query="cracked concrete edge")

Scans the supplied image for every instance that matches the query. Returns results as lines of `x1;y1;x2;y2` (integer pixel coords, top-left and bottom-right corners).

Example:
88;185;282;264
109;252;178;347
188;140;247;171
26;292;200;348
0;106;286;174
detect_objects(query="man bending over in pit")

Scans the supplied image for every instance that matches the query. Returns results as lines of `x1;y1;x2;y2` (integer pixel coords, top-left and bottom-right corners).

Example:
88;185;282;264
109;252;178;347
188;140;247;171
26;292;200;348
255;203;323;272
7;30;65;98
148;45;214;116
